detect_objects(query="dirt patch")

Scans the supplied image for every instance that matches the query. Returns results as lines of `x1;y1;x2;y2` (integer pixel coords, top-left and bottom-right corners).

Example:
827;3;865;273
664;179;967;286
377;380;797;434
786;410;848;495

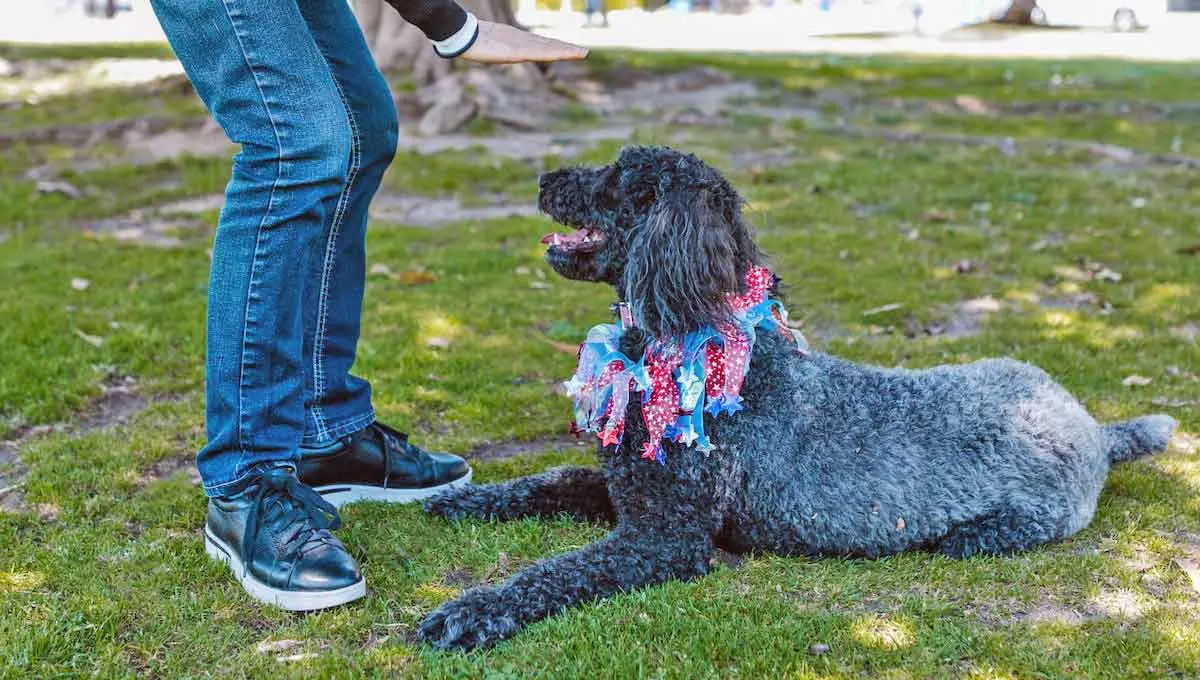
464;435;589;461
793;123;1200;171
0;115;205;151
731;148;796;171
76;375;149;431
398;125;636;160
441;568;477;588
1;374;153;513
87;190;538;246
368;193;538;227
935;296;1009;339
141;455;201;488
122;119;233;165
86;210;207;248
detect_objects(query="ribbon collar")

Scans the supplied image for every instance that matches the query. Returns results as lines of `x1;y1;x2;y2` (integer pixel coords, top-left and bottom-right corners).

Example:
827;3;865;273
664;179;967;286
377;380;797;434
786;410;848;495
565;267;807;464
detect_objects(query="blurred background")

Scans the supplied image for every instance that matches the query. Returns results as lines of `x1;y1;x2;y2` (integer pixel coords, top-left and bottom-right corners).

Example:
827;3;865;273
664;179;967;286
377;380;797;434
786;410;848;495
3;0;1200;58
2;0;1199;677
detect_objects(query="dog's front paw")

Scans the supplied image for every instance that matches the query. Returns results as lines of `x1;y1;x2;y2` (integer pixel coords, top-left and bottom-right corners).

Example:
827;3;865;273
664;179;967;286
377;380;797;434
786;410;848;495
422;485;491;521
418;588;521;652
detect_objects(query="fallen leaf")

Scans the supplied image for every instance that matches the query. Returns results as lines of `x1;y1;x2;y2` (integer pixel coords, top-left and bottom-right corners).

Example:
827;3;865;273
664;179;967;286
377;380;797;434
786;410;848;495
1122;375;1152;388
425;337;450;349
1095;268;1122;283
921;208;953;223
70;278;90;291
36;180;82;199
73;329;104;348
954;94;990;115
256;639;303;655
1177;244;1200;255
863;303;904;317
368;263;394;278
397;270;437;286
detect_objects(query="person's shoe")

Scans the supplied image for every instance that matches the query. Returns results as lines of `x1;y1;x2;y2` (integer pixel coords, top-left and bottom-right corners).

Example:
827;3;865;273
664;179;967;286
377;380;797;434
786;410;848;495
298;422;472;508
204;467;366;612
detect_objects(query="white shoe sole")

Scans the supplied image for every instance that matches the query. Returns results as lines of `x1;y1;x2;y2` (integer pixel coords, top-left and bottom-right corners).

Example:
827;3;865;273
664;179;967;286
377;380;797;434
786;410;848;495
311;469;473;508
204;528;366;612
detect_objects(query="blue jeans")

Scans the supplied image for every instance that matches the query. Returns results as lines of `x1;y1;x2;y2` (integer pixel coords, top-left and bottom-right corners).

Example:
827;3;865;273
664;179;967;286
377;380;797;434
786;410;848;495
150;0;398;496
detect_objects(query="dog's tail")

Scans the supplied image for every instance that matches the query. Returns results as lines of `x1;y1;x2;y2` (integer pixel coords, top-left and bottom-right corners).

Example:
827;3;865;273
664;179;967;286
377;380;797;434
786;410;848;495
1103;415;1177;463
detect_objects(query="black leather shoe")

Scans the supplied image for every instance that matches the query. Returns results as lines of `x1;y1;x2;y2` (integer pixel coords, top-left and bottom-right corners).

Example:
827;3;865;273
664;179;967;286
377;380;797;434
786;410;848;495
297;422;472;508
204;467;366;611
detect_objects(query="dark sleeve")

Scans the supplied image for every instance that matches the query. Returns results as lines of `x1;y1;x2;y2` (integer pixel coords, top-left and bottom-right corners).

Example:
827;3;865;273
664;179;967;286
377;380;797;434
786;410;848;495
384;0;469;42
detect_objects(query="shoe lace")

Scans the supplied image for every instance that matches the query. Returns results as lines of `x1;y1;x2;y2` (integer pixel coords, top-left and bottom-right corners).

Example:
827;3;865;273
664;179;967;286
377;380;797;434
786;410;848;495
242;469;341;575
368;422;430;486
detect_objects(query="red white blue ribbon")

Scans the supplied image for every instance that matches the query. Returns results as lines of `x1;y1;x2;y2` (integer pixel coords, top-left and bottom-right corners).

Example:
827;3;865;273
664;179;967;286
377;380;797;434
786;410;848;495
564;267;807;464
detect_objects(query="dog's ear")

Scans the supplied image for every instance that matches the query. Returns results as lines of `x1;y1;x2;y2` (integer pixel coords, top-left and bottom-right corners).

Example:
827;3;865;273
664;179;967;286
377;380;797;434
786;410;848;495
623;187;747;337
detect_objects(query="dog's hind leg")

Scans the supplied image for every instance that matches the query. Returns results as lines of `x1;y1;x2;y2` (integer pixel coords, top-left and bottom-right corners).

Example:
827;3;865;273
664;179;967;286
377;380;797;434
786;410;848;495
423;466;615;523
418;524;713;651
935;506;1076;558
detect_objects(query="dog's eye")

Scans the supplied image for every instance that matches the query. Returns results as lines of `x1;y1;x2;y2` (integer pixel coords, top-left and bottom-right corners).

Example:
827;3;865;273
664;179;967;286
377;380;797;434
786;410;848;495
603;171;621;201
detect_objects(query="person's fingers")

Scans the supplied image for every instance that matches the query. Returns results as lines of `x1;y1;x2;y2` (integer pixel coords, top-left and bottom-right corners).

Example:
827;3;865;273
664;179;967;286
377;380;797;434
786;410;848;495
459;21;589;63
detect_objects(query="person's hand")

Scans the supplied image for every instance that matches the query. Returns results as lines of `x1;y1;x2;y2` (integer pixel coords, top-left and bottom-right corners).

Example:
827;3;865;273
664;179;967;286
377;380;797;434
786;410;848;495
458;20;588;64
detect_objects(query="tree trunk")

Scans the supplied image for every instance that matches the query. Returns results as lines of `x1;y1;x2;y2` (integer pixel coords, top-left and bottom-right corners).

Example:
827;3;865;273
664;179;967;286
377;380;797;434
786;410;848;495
995;0;1036;24
354;0;569;135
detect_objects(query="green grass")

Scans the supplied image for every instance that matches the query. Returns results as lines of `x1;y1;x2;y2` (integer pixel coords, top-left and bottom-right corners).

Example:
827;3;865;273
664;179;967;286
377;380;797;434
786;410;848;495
1;46;1198;678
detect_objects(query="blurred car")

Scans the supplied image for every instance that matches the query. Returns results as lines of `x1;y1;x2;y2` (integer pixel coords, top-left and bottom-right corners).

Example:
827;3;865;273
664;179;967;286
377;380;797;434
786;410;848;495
1031;0;1166;31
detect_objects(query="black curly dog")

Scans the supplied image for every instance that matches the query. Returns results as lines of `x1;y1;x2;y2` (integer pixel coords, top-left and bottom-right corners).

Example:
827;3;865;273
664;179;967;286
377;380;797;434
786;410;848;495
417;146;1177;651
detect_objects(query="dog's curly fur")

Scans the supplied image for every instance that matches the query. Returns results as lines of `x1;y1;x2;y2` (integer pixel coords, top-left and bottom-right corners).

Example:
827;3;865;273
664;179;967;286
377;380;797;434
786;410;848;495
417;146;1178;651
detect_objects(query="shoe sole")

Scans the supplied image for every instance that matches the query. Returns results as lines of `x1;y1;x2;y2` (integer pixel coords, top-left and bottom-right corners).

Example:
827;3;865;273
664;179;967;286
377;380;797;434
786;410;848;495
204;528;366;612
311;469;473;509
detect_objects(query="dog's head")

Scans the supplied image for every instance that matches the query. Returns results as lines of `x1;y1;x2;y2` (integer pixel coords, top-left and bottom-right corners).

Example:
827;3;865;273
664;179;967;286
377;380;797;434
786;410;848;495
538;145;763;337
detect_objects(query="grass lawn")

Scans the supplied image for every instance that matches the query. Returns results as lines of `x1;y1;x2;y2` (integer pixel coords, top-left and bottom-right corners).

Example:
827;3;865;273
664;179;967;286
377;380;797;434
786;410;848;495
1;45;1198;678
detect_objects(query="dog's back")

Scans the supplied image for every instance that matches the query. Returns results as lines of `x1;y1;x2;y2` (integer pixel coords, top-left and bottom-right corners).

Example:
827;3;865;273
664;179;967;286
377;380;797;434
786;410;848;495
717;334;1171;558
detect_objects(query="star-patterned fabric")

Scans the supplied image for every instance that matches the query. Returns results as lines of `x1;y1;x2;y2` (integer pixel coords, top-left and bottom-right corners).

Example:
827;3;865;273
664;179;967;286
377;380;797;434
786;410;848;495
564;267;807;465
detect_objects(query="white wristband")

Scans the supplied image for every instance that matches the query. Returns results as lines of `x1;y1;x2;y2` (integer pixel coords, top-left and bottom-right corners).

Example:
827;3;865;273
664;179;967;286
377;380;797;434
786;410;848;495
433;12;479;59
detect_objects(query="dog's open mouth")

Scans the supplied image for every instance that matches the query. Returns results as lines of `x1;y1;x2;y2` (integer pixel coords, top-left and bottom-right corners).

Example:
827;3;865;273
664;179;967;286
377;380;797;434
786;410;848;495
540;228;606;254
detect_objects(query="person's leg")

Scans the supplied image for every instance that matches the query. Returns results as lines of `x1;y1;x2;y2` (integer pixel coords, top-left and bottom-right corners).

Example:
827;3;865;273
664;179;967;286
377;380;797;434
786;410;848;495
150;0;364;609
151;0;352;495
287;0;471;508
293;0;398;450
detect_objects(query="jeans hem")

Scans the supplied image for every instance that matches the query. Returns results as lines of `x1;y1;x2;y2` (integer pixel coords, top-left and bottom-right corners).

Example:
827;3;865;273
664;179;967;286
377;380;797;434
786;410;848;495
300;409;376;449
202;458;295;498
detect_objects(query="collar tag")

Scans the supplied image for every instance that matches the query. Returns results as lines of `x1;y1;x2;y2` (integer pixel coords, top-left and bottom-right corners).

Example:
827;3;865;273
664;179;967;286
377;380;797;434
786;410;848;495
613;302;636;330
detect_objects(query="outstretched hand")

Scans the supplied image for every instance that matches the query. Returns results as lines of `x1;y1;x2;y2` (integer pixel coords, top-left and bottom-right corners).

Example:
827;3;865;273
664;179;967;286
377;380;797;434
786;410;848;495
458;20;588;64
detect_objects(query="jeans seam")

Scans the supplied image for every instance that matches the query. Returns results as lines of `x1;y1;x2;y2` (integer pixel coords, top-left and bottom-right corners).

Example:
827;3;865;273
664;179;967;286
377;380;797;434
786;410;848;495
302;409;377;448
220;0;287;478
309;48;364;444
